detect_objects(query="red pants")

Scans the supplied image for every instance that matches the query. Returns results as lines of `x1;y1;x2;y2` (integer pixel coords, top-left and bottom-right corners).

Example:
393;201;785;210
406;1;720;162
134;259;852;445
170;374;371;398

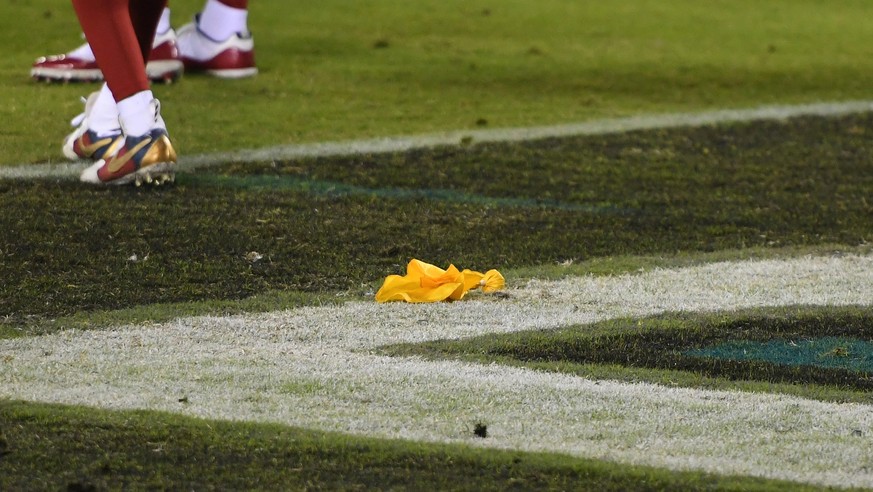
71;0;248;101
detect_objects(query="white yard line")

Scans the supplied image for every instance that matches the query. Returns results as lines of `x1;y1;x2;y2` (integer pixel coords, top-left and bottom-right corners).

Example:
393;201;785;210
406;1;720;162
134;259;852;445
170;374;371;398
2;254;873;488
3;100;873;180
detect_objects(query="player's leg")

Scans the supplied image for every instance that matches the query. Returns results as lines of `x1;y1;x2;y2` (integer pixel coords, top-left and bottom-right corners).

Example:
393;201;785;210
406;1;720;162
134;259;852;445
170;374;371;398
177;0;257;78
72;0;176;186
31;6;181;83
130;0;169;61
130;2;182;81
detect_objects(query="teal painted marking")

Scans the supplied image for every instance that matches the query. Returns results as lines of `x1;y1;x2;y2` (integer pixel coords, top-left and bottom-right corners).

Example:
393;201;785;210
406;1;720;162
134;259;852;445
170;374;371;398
688;337;873;373
186;174;632;215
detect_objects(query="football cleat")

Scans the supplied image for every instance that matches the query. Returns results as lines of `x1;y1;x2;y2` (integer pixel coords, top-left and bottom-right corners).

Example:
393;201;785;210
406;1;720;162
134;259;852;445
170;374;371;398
80;128;177;186
62;92;123;161
145;29;185;83
64;128;124;162
31;29;184;83
176;17;257;78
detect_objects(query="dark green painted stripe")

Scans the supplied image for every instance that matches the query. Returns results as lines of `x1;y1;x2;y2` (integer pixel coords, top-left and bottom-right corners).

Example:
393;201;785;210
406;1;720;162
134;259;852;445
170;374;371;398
183;173;632;215
688;337;873;373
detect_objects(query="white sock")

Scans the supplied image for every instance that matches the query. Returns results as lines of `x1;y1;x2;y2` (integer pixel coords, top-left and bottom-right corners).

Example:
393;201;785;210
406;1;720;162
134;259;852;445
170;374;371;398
117;90;157;138
90;83;121;137
198;0;248;41
68;35;95;60
157;7;172;35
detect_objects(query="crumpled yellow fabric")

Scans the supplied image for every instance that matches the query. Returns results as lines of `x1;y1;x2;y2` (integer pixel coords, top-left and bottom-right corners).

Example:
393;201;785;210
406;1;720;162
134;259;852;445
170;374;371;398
375;259;505;303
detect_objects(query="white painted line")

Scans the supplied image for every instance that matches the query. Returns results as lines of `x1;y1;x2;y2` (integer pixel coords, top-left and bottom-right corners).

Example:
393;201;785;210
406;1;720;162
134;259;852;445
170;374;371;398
4;100;873;180
2;254;873;487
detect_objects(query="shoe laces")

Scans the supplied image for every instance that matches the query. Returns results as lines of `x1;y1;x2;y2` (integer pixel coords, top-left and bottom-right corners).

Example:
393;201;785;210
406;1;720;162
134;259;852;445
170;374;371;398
152;99;167;132
69;95;90;128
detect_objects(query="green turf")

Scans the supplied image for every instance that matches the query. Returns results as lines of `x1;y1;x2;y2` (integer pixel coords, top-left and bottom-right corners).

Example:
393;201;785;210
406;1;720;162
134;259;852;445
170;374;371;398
5;0;873;165
382;305;873;404
2;113;871;325
4;3;873;487
0;400;832;491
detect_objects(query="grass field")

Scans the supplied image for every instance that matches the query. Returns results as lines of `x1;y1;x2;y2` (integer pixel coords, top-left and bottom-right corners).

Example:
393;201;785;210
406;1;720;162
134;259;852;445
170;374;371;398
2;0;873;490
4;0;873;165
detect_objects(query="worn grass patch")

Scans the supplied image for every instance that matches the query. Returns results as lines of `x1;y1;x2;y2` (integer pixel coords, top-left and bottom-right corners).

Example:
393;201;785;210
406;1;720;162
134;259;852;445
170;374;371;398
383;305;873;404
0;400;826;491
1;114;871;324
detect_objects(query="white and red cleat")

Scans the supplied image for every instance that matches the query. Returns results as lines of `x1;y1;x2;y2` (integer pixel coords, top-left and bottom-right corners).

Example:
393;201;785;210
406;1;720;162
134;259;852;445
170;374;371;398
31;29;184;83
176;18;257;79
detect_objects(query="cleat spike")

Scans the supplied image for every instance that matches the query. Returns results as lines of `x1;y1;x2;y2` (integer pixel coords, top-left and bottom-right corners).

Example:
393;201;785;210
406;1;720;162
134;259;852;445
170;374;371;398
144;173;154;184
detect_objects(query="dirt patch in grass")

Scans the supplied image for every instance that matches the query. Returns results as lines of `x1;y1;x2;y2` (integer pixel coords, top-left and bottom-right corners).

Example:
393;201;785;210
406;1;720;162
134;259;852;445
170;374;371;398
2;114;871;323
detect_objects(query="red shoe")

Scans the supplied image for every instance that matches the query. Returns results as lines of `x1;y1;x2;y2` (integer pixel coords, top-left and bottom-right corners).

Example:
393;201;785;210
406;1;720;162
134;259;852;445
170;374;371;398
31;29;184;83
62;92;124;161
64;128;124;162
176;17;257;79
80;126;177;187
